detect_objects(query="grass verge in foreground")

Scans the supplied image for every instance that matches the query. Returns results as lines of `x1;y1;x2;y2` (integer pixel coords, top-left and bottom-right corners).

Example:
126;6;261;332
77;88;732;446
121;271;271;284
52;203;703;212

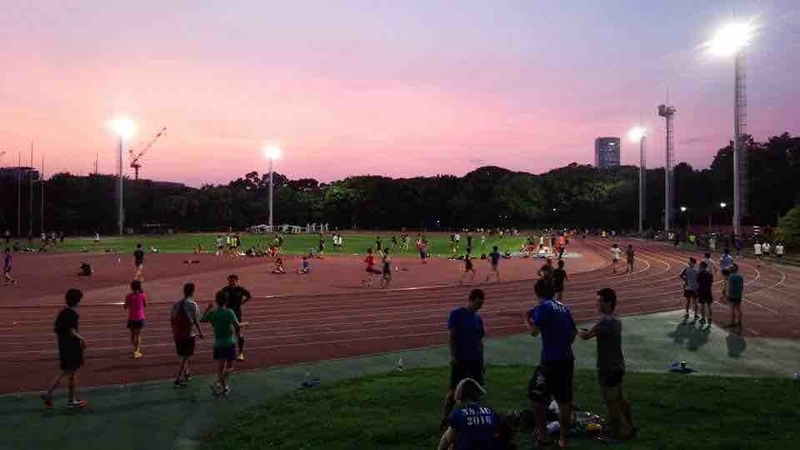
204;366;800;449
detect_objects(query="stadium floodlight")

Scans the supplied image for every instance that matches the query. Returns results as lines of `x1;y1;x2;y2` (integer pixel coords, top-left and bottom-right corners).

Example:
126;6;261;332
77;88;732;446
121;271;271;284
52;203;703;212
109;117;136;235
628;126;648;233
720;202;727;208
680;206;687;212
627;127;646;142
263;144;283;229
707;19;758;239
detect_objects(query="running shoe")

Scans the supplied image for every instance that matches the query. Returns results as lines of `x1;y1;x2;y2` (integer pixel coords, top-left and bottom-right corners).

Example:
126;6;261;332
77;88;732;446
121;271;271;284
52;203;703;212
133;351;143;359
184;372;193;381
40;393;53;408
66;399;87;410
222;386;231;397
174;379;187;389
237;353;245;362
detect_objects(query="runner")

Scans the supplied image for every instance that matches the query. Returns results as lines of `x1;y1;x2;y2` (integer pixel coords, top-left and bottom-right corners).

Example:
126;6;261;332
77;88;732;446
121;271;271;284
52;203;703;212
720;248;734;297
762;241;771;262
459;253;476;285
3;248;15;286
775;242;785;260
124;280;147;359
552;259;568;302
440;289;486;429
379;248;393;289
221;275;252;361
362;248;382;287
375;236;383;253
537;258;554;285
201;290;247;397
725;264;745;330
133;243;145;281
40;289;87;409
171;283;203;388
215;235;224;256
625;245;635;273
417;237;428;265
753;241;763;269
485;246;501;282
679;258;699;321
453;232;461;254
611;244;621;273
696;261;714;326
318;231;325;258
526;279;577;448
579;288;637;443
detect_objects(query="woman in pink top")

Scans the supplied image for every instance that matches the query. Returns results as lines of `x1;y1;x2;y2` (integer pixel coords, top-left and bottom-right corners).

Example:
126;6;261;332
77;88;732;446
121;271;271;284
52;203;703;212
124;280;147;359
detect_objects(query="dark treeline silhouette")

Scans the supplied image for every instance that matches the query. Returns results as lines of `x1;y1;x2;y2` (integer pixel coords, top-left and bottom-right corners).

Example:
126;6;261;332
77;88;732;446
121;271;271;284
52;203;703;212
0;133;798;236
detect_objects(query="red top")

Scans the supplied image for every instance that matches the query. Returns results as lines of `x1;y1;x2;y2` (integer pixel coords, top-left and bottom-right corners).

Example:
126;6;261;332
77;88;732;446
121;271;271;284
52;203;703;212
364;255;375;267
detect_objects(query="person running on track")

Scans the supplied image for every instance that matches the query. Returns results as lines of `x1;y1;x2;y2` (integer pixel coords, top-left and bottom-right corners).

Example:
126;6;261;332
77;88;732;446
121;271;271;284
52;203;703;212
460;253;476;285
417;237;428;264
753;241;763;268
720;248;734;297
611;244;621;273
775;242;785;260
441;289;486;430
362;248;382;287
201;290;247;397
679;258;699;321
124;280;147;359
221;275;251;361
41;289;87;410
725;264;745;330
133;243;145;281
696;261;714;326
552;259;568;302
625;245;635;273
485;246;501;282
380;248;393;289
3;247;15;286
171;283;203;388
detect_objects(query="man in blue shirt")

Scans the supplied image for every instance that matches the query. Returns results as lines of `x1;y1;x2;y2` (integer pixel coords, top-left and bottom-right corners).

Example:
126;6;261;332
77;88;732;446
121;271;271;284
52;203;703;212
438;378;496;450
441;289;486;429
526;278;577;448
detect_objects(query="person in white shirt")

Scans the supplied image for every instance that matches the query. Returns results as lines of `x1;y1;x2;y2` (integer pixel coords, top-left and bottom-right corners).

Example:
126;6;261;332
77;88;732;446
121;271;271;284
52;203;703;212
775;242;785;260
611;244;622;273
762;242;771;259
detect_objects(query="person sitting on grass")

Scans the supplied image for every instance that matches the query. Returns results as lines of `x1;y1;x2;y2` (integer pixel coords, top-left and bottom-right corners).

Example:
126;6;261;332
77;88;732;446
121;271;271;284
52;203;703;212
579;288;636;443
297;256;311;274
272;256;286;274
438;378;496;450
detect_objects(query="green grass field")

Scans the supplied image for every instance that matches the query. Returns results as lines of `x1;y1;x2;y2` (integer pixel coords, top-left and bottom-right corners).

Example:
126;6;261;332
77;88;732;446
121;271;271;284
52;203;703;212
41;232;529;257
205;366;800;450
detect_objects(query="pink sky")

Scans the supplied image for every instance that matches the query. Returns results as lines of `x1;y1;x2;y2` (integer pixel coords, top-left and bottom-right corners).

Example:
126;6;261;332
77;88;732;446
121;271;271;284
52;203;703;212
1;1;799;185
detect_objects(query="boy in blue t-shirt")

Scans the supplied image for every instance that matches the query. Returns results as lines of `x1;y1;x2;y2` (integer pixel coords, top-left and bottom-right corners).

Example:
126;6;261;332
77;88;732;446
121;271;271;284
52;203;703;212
438;378;496;450
525;279;577;448
726;264;745;329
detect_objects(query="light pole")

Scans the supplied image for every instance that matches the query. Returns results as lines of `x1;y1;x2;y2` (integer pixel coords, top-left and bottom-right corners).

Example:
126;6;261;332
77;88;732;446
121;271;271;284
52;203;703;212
263;145;282;230
110;117;136;235
628;127;647;234
708;20;756;239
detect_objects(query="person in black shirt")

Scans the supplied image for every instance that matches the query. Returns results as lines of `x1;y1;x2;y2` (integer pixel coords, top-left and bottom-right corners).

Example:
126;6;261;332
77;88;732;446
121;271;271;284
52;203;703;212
379;249;393;289
375;236;383;252
133;243;145;281
41;289;87;410
466;232;473;255
222;274;252;361
552;259;568;302
460;253;476;285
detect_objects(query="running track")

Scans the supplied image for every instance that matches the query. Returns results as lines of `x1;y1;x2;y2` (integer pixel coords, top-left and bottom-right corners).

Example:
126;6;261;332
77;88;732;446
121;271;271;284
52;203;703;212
1;238;797;394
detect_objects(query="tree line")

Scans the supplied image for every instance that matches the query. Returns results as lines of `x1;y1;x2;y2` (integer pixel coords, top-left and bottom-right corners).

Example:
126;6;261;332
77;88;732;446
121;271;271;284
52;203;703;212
0;133;798;238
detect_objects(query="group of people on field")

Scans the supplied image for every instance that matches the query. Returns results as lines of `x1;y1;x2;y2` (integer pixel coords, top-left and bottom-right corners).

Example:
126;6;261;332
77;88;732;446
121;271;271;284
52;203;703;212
440;281;635;449
40;270;255;409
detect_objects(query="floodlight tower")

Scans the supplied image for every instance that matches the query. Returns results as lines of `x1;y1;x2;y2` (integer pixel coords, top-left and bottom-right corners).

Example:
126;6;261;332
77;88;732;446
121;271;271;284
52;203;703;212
263;145;282;229
110;117;136;235
708;21;755;238
658;104;676;232
628;127;647;233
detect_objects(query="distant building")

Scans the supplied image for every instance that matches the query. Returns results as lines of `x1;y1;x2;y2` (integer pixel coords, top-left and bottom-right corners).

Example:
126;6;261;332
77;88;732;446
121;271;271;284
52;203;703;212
594;137;621;168
0;167;40;182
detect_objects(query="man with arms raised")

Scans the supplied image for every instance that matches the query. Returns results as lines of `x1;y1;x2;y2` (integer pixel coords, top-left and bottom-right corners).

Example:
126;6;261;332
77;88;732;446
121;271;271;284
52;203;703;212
526;279;578;448
441;289;486;430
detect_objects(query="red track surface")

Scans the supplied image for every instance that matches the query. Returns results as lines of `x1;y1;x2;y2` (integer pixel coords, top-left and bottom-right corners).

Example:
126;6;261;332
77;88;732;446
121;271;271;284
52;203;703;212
1;238;798;394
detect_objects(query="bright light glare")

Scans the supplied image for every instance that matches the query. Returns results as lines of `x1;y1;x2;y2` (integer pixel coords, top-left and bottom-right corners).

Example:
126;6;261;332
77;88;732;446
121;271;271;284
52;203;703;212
708;21;756;57
263;144;282;161
720;202;727;208
109;117;136;139
680;206;688;212
627;127;646;142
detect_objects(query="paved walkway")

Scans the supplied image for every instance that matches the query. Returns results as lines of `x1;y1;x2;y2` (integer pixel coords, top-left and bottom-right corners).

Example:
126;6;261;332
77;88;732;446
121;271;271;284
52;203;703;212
2;310;798;450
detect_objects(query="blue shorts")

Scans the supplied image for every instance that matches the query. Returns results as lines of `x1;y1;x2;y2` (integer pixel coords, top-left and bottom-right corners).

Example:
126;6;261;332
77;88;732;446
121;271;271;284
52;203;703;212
213;345;237;361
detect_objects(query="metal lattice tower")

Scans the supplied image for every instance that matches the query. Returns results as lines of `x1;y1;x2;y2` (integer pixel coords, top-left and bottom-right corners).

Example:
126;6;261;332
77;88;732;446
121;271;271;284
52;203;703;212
658;104;676;232
733;52;747;237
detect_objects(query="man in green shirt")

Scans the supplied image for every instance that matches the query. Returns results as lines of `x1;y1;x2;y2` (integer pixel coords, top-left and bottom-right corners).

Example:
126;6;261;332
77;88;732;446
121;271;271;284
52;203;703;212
725;264;745;329
201;290;247;396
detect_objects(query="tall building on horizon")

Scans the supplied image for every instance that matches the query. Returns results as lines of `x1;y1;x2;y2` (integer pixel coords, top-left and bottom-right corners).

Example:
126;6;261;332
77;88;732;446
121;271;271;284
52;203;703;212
594;137;621;168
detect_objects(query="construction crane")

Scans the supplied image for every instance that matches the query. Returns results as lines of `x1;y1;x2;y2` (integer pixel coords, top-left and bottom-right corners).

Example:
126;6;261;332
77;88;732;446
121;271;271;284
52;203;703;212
128;127;166;180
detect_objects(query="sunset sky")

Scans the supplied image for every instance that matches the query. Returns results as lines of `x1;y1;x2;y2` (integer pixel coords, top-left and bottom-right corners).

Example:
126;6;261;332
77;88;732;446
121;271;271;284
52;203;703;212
1;1;798;186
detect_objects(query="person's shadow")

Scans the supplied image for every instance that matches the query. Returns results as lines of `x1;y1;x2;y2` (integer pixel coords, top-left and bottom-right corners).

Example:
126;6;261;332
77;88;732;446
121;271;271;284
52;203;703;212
726;332;747;358
668;319;711;351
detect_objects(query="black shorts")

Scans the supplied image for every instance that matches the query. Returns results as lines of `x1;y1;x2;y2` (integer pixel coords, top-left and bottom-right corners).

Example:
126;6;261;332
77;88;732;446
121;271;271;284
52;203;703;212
721;268;731;277
528;360;574;404
728;296;742;305
175;337;195;357
599;369;624;388
698;293;713;304
683;290;697;299
231;308;243;322
59;346;84;372
135;262;144;268
450;360;484;389
127;319;145;330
